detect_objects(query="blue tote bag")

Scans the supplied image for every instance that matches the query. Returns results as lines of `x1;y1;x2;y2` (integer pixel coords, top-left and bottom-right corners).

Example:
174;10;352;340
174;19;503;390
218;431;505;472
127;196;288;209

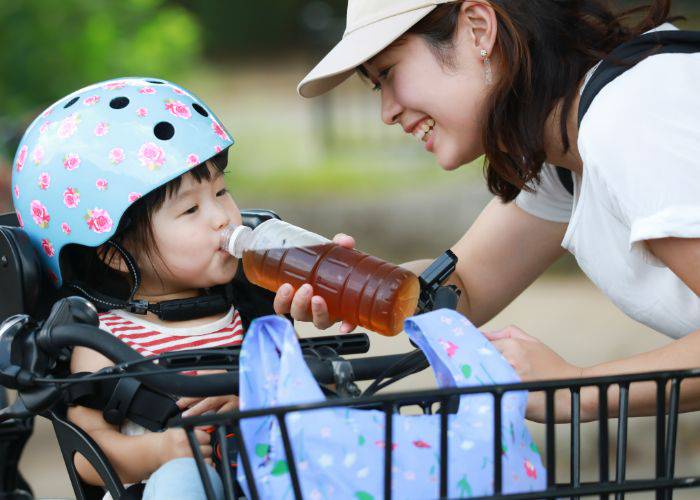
237;309;545;499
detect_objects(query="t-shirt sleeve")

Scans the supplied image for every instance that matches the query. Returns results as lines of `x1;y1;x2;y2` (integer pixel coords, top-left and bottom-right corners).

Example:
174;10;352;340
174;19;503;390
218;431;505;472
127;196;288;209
579;52;700;266
515;163;573;223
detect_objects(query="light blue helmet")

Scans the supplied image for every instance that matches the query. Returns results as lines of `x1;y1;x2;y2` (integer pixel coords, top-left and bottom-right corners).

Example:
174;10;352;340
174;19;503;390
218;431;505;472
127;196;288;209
11;77;234;287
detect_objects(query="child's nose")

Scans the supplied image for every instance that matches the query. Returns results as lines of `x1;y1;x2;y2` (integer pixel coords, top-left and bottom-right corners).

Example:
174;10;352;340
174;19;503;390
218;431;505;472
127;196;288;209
211;204;230;229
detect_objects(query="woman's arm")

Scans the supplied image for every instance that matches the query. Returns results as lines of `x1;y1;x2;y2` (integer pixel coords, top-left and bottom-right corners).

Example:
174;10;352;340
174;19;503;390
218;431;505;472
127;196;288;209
274;197;567;330
405;197;568;326
580;237;700;419
487;237;700;422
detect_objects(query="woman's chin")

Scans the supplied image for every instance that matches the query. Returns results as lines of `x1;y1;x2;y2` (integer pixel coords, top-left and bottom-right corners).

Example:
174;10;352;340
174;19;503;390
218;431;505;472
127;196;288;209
435;152;464;171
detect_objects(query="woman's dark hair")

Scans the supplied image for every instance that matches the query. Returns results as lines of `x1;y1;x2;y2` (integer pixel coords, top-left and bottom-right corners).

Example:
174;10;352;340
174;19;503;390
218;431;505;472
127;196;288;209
60;152;228;298
407;0;677;201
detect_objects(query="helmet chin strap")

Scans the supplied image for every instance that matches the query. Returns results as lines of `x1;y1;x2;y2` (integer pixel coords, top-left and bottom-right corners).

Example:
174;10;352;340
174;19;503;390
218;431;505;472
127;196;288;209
65;240;234;321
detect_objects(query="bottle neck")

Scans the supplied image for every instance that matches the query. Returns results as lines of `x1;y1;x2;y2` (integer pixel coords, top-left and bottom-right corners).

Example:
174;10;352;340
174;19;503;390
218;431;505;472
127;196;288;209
220;224;253;258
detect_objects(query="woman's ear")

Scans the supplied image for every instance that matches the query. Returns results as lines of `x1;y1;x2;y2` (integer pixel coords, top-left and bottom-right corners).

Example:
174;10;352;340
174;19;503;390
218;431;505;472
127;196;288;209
97;244;130;273
458;1;498;57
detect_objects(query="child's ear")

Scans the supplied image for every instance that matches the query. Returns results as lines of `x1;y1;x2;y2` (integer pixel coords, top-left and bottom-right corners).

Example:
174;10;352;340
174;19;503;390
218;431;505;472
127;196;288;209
97;244;130;273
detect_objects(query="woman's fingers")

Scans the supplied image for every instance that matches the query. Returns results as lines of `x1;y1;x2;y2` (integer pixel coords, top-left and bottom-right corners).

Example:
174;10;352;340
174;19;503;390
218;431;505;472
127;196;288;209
332;233;356;248
483;325;536;342
273;283;295;315
339;321;356;334
289;284;313;320
311;295;336;330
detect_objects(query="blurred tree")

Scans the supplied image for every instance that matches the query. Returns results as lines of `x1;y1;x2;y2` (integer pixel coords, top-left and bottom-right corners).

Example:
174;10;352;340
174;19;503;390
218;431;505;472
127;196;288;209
173;0;346;59
0;0;202;157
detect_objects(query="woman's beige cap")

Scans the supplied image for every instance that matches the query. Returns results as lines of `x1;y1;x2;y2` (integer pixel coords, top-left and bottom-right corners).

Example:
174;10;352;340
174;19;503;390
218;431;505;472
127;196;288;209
298;0;454;98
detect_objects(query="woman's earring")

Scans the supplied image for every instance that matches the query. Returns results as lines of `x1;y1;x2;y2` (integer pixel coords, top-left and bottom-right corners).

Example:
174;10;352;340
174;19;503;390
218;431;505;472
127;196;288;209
480;48;493;85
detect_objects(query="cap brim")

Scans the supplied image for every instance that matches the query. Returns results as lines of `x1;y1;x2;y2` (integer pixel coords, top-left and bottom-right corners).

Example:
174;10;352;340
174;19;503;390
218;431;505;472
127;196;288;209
297;5;437;98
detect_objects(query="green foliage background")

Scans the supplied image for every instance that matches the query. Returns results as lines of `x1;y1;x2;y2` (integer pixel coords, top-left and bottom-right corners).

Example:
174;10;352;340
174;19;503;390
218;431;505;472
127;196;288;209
0;0;201;125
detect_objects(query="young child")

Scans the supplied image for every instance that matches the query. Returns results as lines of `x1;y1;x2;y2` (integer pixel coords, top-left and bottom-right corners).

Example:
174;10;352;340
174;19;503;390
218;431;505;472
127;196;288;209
11;77;252;499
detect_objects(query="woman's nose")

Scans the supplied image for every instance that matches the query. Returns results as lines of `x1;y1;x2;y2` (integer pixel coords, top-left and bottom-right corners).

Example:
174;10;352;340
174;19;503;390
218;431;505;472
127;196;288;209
380;88;403;125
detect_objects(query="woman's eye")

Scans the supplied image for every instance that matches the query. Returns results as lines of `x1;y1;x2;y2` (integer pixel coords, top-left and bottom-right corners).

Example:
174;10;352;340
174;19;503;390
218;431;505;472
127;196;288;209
372;67;392;92
183;205;198;215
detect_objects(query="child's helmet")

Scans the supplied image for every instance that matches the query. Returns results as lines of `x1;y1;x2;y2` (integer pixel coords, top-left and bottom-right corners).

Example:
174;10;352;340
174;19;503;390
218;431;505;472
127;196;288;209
11;77;234;287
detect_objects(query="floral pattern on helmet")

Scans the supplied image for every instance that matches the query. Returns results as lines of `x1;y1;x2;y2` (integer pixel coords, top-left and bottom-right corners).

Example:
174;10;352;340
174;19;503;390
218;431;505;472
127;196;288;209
30;200;50;228
83;95;100;106
165;99;192;119
84;208;113;234
138;142;166;170
32;145;44;165
41;238;55;257
15;145;28;172
109;147;125;164
57;113;80;139
94;121;109;137
38;172;50;190
63;187;80;208
64;153;81;171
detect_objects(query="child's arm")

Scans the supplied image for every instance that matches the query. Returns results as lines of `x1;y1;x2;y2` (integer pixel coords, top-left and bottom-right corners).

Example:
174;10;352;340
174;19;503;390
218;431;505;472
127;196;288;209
68;346;213;486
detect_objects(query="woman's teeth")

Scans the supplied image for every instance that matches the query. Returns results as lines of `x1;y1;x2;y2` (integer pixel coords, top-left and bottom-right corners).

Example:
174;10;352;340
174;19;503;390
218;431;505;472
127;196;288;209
414;119;435;142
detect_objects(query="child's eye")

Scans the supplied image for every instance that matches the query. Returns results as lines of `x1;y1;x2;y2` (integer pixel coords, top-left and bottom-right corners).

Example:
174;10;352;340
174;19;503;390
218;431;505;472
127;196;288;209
183;205;198;215
216;188;228;197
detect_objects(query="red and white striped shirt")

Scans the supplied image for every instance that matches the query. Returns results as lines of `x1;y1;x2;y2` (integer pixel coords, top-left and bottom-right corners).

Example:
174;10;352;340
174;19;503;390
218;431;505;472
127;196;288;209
98;307;244;358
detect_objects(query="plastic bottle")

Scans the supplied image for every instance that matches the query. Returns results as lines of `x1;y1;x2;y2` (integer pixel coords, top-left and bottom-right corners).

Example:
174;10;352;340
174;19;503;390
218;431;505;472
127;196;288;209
220;220;420;336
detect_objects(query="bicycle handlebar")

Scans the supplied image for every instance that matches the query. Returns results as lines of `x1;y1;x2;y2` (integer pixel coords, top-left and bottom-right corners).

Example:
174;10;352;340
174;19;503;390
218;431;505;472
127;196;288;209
36;323;422;397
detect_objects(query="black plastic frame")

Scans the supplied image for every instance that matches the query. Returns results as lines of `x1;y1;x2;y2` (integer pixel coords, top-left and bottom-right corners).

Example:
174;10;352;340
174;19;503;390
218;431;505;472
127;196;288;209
173;368;700;500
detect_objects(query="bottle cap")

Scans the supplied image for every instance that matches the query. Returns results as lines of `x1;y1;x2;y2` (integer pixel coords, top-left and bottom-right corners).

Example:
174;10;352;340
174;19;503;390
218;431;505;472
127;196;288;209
221;224;251;258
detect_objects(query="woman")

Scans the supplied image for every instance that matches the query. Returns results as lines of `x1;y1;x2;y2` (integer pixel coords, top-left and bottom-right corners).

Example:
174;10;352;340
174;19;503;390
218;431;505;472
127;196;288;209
274;0;700;422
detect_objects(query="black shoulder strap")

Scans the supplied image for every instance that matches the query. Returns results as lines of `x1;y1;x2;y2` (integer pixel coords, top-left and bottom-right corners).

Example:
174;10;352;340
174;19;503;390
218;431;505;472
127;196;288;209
556;29;700;195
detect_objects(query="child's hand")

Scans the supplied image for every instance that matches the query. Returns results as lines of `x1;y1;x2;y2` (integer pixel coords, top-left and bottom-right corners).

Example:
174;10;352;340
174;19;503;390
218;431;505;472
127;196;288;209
273;233;357;333
158;427;214;466
177;395;239;417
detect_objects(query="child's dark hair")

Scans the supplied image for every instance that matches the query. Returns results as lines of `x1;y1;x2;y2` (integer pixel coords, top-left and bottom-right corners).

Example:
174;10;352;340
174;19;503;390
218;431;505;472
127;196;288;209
60;153;228;298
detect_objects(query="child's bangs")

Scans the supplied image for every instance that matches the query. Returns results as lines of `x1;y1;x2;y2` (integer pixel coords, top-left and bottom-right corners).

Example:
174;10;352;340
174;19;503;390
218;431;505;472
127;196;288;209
165;151;228;198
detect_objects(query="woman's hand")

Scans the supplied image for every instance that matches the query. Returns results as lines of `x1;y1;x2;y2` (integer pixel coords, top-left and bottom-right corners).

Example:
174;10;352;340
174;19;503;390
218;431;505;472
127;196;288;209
273;233;357;333
484;325;590;422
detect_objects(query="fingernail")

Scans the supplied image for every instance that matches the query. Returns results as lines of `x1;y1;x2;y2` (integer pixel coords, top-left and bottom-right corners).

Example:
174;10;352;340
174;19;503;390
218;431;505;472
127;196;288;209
311;296;322;308
280;284;291;297
301;284;312;295
182;410;191;417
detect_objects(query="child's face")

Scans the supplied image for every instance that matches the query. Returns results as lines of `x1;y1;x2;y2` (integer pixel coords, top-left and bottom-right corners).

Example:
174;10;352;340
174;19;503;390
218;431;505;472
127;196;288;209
138;164;242;296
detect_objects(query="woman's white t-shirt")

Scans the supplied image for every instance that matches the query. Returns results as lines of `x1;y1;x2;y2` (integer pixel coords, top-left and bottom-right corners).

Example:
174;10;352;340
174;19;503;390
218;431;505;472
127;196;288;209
515;24;700;339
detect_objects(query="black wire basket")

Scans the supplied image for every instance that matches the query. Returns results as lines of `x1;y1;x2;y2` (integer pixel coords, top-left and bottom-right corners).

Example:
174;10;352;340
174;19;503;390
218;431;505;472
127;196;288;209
173;367;700;500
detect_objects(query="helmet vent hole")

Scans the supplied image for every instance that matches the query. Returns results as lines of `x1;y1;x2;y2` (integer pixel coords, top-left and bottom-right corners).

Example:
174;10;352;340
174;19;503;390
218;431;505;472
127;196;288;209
154;121;175;141
64;97;80;108
109;97;130;109
192;103;209;117
147;80;165;84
